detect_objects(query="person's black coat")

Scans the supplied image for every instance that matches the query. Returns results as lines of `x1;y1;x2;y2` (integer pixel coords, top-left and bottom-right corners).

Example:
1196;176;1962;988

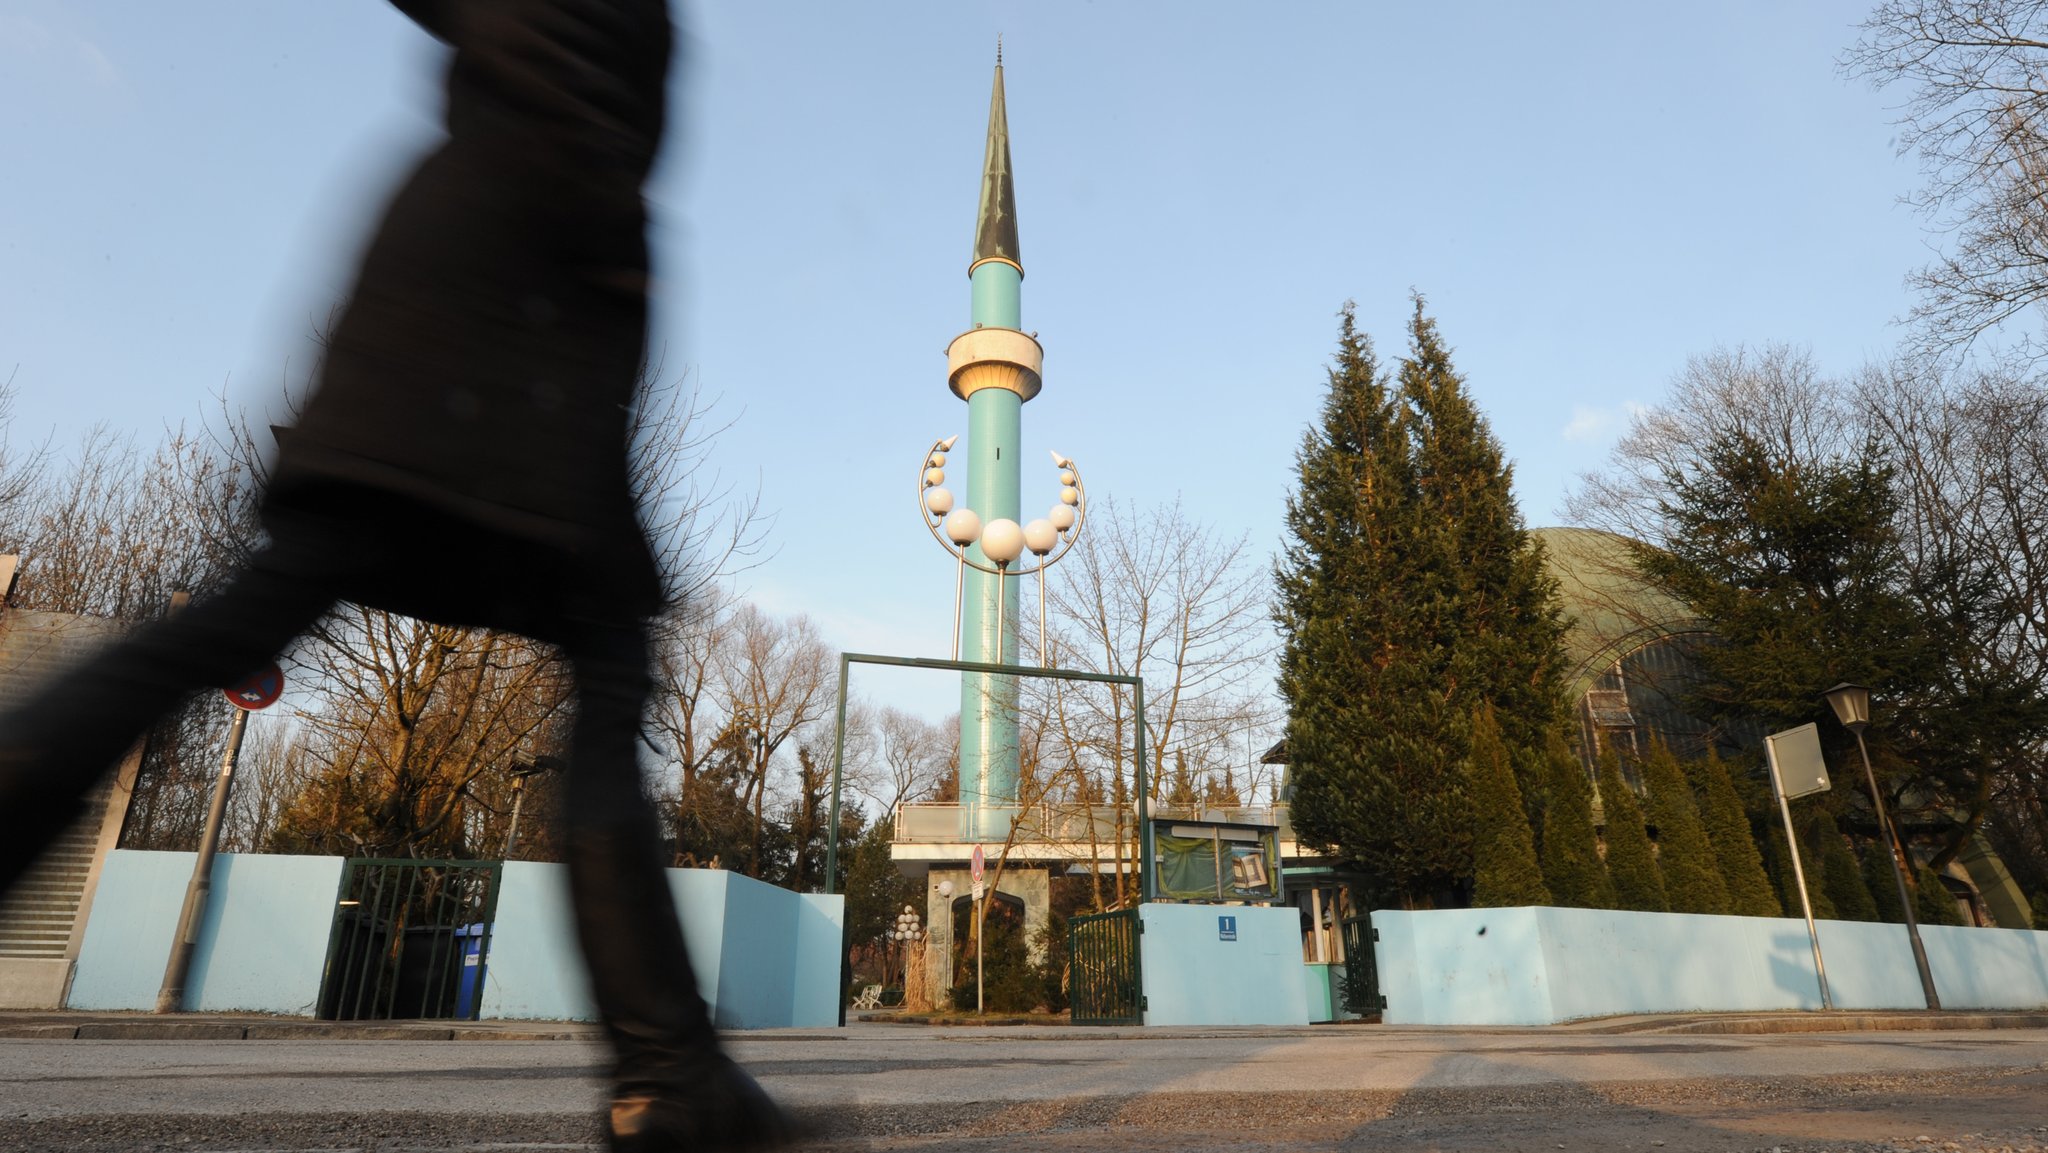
263;0;672;631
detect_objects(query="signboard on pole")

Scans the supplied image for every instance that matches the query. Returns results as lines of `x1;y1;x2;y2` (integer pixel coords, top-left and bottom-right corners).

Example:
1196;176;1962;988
1764;723;1831;800
223;662;285;712
1764;723;1834;1010
970;844;986;898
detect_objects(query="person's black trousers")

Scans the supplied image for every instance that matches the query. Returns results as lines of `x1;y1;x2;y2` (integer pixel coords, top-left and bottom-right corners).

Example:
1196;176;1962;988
0;522;715;1087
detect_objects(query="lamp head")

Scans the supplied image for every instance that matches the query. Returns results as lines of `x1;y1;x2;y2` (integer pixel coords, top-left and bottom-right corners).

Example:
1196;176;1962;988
1823;682;1872;733
943;509;983;547
981;518;1024;565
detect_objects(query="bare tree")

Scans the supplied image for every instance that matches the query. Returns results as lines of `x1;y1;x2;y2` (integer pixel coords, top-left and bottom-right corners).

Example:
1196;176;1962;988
714;603;836;877
0;370;48;523
1846;0;2048;361
1564;343;1850;541
857;706;956;815
1018;496;1278;908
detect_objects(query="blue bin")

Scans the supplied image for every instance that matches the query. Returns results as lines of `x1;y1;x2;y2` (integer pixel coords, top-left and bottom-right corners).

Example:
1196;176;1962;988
454;923;492;1019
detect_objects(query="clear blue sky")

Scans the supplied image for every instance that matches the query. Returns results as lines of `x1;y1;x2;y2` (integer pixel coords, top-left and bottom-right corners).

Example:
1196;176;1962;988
2;2;1927;714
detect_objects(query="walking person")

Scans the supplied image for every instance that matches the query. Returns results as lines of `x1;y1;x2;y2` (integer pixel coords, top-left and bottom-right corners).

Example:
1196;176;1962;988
0;2;792;1148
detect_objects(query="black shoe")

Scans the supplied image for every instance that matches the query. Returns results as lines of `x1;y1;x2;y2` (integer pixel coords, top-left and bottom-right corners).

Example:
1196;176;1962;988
607;1054;798;1152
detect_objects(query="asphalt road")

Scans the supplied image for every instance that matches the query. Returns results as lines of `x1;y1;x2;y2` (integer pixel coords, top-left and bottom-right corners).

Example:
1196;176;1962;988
3;1024;2047;1151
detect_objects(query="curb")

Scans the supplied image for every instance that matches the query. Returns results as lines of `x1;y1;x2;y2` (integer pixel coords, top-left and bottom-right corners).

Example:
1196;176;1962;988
1654;1011;2048;1035
0;1017;600;1042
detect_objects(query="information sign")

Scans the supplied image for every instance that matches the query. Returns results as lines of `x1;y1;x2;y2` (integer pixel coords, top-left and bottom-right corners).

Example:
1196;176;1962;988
1218;915;1237;941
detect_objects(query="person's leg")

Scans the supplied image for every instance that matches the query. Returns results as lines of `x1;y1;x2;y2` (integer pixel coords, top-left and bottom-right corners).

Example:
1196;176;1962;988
554;617;790;1152
0;550;337;889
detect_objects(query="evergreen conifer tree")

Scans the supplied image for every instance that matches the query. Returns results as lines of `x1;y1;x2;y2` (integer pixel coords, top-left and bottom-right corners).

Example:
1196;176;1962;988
1538;733;1617;909
1276;306;1469;905
1398;299;1570;762
1683;750;1781;917
1470;704;1552;907
1596;750;1667;912
1165;751;1199;807
1767;827;1837;921
1916;866;1967;925
1814;812;1881;922
1865;838;1906;922
1637;740;1730;914
1277;300;1571;907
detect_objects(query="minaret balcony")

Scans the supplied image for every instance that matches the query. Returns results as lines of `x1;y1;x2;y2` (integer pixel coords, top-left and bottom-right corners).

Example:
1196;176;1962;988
946;327;1043;402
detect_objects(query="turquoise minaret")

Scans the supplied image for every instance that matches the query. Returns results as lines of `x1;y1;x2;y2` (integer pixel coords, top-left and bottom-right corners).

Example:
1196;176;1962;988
948;51;1041;840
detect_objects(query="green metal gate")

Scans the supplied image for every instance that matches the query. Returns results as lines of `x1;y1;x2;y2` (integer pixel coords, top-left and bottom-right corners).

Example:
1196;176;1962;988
1068;908;1143;1025
1338;913;1383;1016
318;859;502;1021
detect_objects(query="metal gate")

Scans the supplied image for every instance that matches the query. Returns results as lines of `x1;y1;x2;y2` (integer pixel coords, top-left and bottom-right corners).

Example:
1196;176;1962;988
1068;908;1143;1025
1339;913;1383;1016
317;859;501;1021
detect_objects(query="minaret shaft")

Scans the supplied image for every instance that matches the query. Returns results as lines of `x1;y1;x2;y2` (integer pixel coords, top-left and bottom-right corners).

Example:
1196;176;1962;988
957;66;1027;841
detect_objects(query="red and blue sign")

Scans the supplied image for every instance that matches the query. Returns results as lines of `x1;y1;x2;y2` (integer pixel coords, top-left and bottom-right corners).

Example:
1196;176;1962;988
223;662;285;711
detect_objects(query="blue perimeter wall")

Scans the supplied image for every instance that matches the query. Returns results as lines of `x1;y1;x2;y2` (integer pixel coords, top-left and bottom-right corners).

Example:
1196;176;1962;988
69;850;342;1015
1374;905;2048;1025
68;851;844;1029
482;862;843;1029
1138;903;1308;1026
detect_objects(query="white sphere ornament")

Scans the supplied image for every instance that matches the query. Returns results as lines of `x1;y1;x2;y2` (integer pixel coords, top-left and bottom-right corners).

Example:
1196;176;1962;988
944;508;983;546
1059;469;1076;486
1060;486;1080;506
928;451;947;468
1023;518;1058;555
924;467;945;487
1049;504;1077;531
924;487;955;517
981;518;1024;564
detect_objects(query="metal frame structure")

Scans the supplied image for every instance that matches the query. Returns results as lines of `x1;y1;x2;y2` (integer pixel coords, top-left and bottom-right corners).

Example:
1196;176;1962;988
824;652;1152;900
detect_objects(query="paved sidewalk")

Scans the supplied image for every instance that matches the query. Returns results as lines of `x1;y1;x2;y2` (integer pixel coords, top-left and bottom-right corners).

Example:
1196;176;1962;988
3;1006;2046;1040
5;1018;2048;1151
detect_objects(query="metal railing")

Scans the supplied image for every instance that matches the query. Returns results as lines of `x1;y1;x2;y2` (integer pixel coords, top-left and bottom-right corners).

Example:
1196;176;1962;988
317;858;501;1021
1338;913;1383;1016
895;801;1294;845
1068;908;1143;1025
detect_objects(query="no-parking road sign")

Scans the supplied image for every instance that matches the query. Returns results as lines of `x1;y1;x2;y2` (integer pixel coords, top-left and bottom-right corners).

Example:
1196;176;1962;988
223;662;285;711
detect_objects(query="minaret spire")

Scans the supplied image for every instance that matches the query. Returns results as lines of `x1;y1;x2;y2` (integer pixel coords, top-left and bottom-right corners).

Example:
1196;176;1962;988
972;49;1021;274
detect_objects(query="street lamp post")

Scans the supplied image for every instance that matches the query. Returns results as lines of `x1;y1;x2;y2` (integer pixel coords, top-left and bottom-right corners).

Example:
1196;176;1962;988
892;905;924;1005
502;755;563;859
1823;682;1941;1010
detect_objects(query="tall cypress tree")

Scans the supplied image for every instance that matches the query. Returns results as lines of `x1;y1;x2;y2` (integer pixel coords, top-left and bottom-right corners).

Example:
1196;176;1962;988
1398;299;1570;762
1638;740;1730;914
1814;812;1881;922
1470;704;1552;907
1277;305;1468;905
1684;750;1781;917
1596;750;1668;913
1538;732;1617;909
1277;299;1570;908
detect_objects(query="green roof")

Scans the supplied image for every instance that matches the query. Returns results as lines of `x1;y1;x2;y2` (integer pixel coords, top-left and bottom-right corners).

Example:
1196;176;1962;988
1531;527;1706;700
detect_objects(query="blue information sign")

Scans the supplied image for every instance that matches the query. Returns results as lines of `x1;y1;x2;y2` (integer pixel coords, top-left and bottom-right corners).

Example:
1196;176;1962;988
1218;915;1237;941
